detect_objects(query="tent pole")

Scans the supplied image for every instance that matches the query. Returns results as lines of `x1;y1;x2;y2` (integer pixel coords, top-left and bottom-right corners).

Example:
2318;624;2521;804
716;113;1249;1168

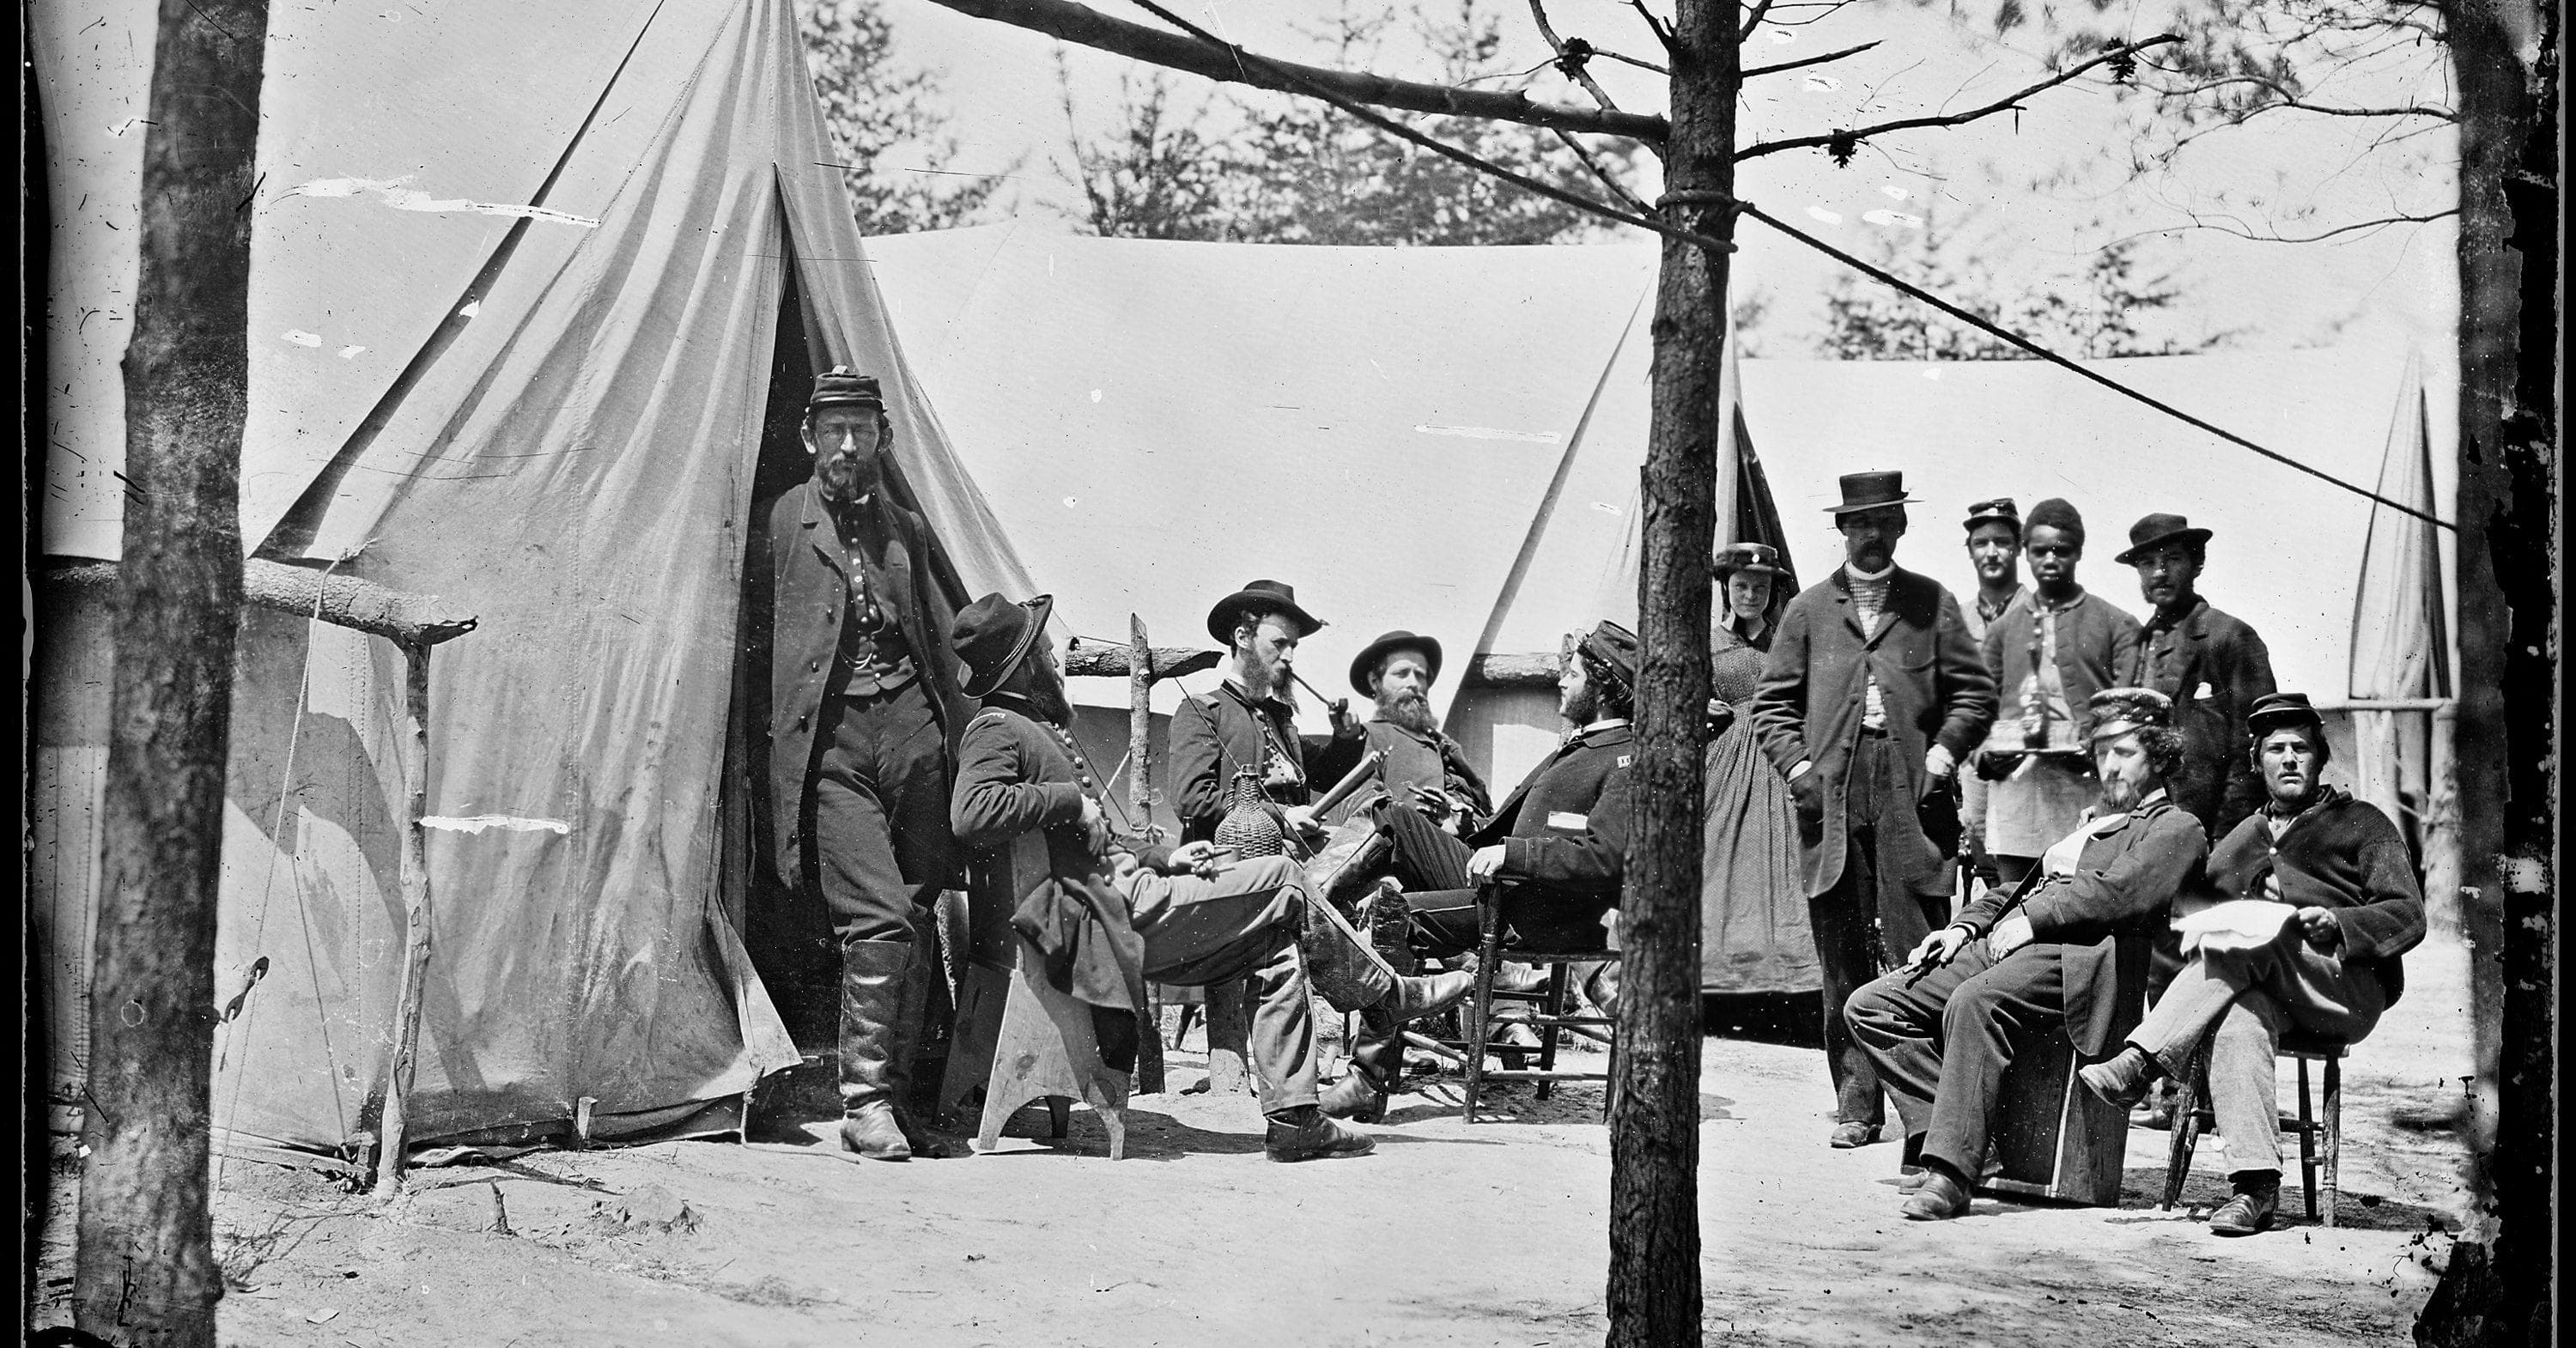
1128;614;1165;1094
374;641;437;1198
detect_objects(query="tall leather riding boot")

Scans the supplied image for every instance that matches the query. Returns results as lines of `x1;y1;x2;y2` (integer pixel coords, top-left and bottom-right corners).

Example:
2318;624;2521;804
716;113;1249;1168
1321;1007;1403;1122
1302;883;1476;1020
836;938;914;1161
884;934;965;1158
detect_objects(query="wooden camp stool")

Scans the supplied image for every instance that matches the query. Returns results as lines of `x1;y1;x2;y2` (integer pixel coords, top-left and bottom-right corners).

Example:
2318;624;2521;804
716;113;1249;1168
2159;1029;2347;1225
1975;1024;2130;1206
967;934;1128;1159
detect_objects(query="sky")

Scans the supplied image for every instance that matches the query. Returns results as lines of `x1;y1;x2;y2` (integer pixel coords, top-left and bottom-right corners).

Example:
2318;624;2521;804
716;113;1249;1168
862;0;2459;381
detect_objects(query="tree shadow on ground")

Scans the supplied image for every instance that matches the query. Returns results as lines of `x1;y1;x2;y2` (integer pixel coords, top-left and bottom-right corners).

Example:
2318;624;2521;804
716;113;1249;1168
2109;1165;2459;1233
1703;991;1824;1047
969;1103;1501;1163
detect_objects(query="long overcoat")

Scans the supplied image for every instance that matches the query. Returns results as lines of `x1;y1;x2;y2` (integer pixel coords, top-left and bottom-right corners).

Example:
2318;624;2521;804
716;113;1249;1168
1751;566;1997;899
765;480;970;890
1952;794;2211;1055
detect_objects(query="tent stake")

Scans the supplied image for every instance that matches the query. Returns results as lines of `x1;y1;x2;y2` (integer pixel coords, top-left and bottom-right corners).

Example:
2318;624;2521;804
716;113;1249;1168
374;640;437;1198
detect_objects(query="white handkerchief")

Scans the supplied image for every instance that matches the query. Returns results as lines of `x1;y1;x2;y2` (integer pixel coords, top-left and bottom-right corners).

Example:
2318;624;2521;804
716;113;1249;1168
2176;900;2293;956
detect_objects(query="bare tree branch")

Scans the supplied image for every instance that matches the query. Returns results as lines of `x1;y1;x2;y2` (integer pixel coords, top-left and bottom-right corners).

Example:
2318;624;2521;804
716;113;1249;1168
1554;127;1651;215
1740;0;1777;39
1742;39;1880;80
2099;208;2460;249
1737;35;2183;161
1625;1;1673;52
921;0;1668;143
1528;0;1624;112
2139;72;2456;121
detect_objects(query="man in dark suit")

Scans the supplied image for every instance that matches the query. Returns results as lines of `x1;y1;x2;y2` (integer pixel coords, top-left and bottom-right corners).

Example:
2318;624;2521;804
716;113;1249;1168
1321;622;1642;1120
1169;580;1367;845
1844;689;2209;1219
946;592;1379;1162
2116;511;2279;1127
766;368;972;1161
2081;692;2426;1234
1753;470;1998;1148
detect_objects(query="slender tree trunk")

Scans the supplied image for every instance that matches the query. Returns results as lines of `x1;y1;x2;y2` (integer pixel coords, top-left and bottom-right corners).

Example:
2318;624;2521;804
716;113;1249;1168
72;3;270;1344
1606;3;1733;1343
2419;3;2560;1345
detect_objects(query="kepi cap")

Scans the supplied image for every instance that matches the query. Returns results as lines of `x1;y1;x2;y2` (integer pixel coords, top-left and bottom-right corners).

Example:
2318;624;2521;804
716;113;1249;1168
808;365;885;411
2245;691;2325;738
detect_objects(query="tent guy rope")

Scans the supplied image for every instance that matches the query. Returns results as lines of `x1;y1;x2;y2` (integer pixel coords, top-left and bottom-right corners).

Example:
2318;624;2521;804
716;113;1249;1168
1117;0;2455;535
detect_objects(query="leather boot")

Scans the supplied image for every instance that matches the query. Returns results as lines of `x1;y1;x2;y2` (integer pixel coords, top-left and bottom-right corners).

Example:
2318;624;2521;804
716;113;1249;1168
1301;883;1401;1013
1309;827;1394;908
836;938;913;1161
1321;1008;1402;1123
886;936;966;1159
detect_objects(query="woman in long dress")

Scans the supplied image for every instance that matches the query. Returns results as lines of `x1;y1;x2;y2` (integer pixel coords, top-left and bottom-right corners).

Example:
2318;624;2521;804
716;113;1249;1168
1701;543;1819;994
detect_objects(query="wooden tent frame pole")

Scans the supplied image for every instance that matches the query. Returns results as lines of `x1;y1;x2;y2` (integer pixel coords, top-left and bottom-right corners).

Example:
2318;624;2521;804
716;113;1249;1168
374;641;437;1197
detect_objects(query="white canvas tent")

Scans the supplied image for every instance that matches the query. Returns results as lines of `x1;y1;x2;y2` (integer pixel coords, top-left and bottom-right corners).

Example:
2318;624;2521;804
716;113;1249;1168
29;0;1033;1157
861;225;2455;991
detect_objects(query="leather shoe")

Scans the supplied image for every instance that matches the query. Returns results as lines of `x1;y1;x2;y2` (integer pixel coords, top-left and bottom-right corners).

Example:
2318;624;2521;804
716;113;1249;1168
1265;1113;1377;1163
1387;970;1477;1023
2078;1046;2162;1110
1828;1120;1881;1149
839;1103;911;1162
1896;1166;1929;1192
2208;1178;2280;1236
1318;1072;1388;1124
2134;1078;2179;1131
1900;1168;1971;1220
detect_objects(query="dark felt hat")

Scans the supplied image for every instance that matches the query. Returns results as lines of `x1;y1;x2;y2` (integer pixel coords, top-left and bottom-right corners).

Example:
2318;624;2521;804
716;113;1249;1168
2087;686;2173;742
2114;512;2215;565
2245;691;2325;737
1206;580;1323;644
1350;630;1443;696
1576;620;1642;691
1712;542;1786;580
951;592;1055;699
1962;497;2020;533
808;365;885;410
1826;470;1917;515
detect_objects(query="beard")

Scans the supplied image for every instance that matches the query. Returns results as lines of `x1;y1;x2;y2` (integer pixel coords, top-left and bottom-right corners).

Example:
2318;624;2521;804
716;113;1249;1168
1560;682;1601;726
1008;664;1075;725
2098;774;2145;813
1376;688;1440;733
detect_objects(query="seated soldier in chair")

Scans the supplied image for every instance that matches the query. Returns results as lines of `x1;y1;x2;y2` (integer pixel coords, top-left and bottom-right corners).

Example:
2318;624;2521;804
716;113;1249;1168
2079;692;2427;1234
1321;622;1641;1120
1844;689;2210;1220
948;592;1472;1162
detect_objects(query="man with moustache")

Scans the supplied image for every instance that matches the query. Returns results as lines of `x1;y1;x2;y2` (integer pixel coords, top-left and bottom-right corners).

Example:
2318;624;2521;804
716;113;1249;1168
1753;471;1997;1149
1844;689;2208;1220
1973;500;2142;888
944;592;1384;1162
1170;580;1367;847
2081;693;2425;1234
1327;631;1494;890
766;367;971;1161
2116;513;2277;1126
1957;499;2026;878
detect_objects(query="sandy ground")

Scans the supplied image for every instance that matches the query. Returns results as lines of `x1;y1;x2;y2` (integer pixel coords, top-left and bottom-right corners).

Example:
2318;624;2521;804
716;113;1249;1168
28;931;2476;1347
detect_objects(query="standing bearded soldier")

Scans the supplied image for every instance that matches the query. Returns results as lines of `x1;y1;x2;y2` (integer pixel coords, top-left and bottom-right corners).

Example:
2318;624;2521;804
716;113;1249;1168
767;367;971;1162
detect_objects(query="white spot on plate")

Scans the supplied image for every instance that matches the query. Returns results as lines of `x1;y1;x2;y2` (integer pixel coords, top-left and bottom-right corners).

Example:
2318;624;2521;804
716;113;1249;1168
1089;389;1103;403
337;345;367;360
290;175;599;228
1062;497;1079;508
1802;76;1842;92
1804;207;1843;225
1921;367;1944;380
458;301;482;319
1590;501;1622;516
1880;185;1912;201
1862;209;1924;228
419;814;571;835
282;330;324;348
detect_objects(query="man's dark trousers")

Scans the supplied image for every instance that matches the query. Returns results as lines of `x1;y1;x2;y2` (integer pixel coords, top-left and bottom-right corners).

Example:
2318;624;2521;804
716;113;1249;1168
809;679;952;944
1845;938;2070;1178
1813;727;1947;1130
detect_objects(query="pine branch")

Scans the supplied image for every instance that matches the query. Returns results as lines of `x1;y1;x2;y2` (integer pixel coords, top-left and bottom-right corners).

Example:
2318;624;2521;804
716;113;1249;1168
922;0;1667;143
1737;35;2183;162
1742;39;1880;80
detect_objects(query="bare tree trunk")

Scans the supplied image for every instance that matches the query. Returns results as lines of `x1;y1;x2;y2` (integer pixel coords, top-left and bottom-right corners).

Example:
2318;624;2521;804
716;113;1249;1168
1606;3;1733;1343
72;3;270;1344
2418;3;2559;1344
